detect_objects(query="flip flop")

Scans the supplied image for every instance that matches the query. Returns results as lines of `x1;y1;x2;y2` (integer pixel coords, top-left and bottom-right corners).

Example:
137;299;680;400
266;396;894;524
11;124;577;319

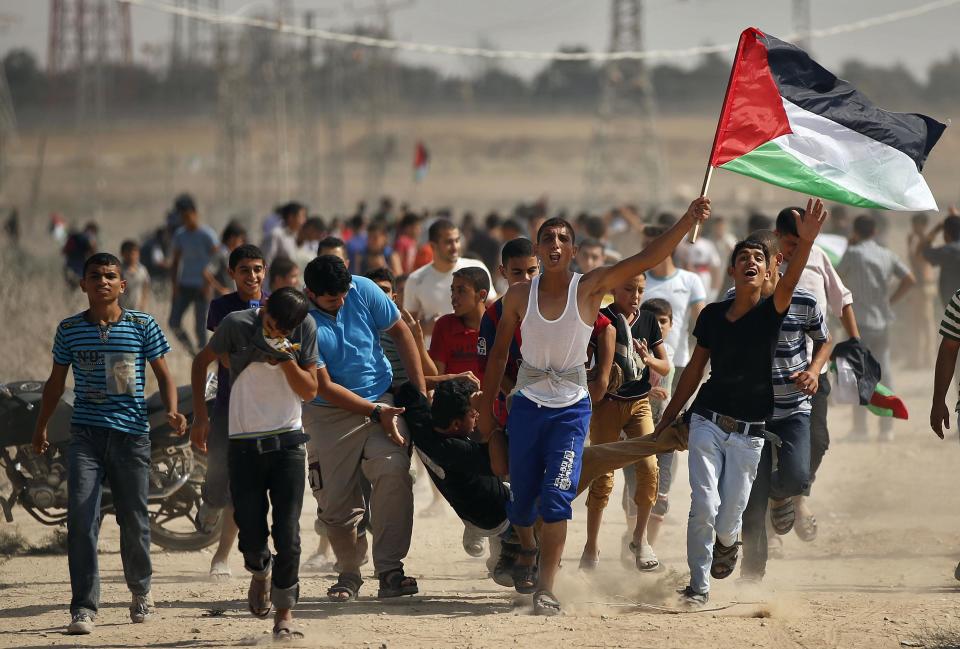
795;513;818;542
272;619;304;641
629;541;661;572
208;560;232;580
327;572;363;602
247;574;272;619
532;589;562;616
770;499;796;535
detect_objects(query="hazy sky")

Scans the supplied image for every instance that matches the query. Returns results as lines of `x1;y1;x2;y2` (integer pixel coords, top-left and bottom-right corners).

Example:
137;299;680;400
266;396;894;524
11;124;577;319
4;0;959;81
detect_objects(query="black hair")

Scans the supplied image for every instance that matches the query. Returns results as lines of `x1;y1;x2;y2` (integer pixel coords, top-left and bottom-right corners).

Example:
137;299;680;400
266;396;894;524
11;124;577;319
269;256;299;285
584;215;607;240
485;211;502;231
730;238;770;268
278;201;305;223
265;286;310;332
304;255;352;296
428;218;456;243
500;218;524;235
367;220;389;234
83;252;122;276
221;220;247;244
431;379;475;430
747;229;781;257
365;267;396;291
452;266;490;293
944;215;960;241
640;297;673;323
748;213;773;233
303;216;325;232
852;214;876;239
399;212;421;231
775;207;802;237
656;212;677;227
229;244;265;270
578;237;604;251
500;237;535;264
120;239;139;255
174;193;196;215
644;224;666;239
317;236;345;251
536;216;576;245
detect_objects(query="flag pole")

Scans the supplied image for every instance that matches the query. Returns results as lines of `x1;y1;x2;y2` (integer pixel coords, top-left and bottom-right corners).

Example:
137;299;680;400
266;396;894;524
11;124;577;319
689;165;714;243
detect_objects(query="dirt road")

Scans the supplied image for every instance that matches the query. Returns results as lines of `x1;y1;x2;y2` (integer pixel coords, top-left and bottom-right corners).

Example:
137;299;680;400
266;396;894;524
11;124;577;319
1;367;958;648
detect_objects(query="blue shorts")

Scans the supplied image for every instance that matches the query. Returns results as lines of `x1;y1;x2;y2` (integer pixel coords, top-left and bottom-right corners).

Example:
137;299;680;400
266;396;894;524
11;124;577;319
506;394;591;527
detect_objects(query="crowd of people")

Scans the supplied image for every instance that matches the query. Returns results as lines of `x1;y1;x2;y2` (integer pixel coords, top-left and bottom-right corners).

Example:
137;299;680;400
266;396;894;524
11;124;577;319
29;189;960;638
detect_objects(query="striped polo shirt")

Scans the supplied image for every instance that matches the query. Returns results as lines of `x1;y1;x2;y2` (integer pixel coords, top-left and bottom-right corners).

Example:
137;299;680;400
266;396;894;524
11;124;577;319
726;286;828;420
940;290;960;342
52;310;171;434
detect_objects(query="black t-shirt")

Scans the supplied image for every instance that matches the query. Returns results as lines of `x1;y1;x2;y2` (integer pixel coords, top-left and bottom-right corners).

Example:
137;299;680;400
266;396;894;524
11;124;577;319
691;296;786;422
600;306;662;401
396;384;509;531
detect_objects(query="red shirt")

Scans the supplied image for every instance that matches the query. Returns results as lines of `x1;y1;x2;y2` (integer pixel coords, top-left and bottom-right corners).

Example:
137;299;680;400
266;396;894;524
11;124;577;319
429;314;481;375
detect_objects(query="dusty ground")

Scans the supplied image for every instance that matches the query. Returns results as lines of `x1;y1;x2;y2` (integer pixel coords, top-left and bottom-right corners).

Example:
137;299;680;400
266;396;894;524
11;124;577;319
1;365;959;648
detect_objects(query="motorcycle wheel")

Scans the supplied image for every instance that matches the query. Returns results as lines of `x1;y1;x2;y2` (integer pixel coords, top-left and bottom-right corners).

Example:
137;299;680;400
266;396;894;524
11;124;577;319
149;452;222;552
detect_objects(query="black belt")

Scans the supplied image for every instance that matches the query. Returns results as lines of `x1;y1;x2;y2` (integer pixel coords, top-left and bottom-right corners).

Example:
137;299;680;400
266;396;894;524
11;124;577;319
692;407;781;446
230;430;309;454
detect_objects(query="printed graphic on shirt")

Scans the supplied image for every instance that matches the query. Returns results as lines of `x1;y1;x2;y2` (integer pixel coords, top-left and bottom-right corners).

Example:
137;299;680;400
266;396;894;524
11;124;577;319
105;353;137;396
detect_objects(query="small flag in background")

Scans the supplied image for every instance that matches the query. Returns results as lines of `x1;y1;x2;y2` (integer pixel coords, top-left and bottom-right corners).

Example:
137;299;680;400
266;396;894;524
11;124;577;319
709;27;945;211
413;141;429;182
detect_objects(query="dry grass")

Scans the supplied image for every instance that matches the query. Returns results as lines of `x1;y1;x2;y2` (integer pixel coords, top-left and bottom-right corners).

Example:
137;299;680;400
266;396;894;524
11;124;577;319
0;528;30;557
24;528;69;556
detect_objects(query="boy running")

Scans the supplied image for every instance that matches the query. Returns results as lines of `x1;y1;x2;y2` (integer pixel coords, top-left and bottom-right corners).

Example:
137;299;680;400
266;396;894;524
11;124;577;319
581;272;671;572
32;252;185;635
190;287;318;640
478;197;711;616
653;199;827;608
195;244;267;579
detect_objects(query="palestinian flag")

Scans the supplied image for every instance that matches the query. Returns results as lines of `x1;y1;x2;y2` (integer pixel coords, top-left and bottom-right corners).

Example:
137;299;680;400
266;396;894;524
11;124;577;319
709;28;945;211
867;383;909;420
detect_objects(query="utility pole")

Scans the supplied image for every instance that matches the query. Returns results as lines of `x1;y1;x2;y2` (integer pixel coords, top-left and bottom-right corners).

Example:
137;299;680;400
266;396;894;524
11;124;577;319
583;0;664;211
295;10;319;208
0;13;20;197
792;0;812;52
322;40;346;215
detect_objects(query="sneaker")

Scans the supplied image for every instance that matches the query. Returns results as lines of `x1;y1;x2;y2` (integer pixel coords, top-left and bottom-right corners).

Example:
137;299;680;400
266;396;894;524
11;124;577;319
67;612;95;635
677;586;709;609
462;525;485;558
130;592;154;623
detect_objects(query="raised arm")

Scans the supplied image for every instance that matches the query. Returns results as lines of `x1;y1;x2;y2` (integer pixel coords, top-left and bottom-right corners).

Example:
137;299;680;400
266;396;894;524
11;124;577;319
584;197;710;296
477;283;525;440
775;198;827;313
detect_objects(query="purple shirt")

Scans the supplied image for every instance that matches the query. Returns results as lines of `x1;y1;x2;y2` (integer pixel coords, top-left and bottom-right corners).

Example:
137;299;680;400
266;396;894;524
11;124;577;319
207;292;265;409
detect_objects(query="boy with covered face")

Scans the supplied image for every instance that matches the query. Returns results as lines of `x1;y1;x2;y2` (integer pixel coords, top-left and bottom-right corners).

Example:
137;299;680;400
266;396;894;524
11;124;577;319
654;199;827;608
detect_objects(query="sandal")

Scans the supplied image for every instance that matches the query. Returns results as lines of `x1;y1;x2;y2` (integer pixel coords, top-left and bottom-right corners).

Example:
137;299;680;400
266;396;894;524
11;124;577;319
770;499;796;535
795;513;818;542
377;568;418;598
209;560;232;580
710;538;740;580
272;619;304;641
512;548;539;594
327;572;363;601
629;541;661;572
247;574;272;619
532;589;562;616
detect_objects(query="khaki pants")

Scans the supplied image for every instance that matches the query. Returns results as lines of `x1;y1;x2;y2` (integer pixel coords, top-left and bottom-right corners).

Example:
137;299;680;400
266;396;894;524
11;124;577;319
302;393;413;575
585;397;657;513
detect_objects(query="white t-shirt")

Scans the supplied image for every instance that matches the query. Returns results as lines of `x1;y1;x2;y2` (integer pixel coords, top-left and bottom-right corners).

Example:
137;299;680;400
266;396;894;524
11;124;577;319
229;362;303;438
403;257;498;324
643;269;706;368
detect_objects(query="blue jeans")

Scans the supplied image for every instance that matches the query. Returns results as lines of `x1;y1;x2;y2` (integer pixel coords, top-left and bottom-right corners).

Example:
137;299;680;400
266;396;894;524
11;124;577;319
169;284;209;350
686;414;764;594
741;412;812;577
67;426;152;617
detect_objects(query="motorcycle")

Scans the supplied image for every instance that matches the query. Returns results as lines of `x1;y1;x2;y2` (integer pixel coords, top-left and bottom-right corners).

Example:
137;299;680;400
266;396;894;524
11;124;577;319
0;377;221;552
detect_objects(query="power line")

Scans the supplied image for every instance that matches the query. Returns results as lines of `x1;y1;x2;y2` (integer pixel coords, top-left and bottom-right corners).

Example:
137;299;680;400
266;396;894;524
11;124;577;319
122;0;960;62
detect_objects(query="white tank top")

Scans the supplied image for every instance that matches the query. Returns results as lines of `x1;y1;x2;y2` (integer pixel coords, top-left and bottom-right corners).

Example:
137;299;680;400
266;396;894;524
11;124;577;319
519;273;593;407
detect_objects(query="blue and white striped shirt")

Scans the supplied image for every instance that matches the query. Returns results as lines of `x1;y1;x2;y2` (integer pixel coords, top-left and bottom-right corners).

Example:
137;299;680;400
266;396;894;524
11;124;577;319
52;310;171;434
725;287;828;420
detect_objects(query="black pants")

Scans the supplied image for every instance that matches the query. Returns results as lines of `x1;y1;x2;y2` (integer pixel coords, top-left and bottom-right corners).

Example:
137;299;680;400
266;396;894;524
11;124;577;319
806;375;831;495
229;440;305;610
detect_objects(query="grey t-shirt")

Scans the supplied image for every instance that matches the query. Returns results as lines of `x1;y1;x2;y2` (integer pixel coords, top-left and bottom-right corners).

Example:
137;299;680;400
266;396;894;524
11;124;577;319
209;307;319;384
120;264;150;310
172;225;218;288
